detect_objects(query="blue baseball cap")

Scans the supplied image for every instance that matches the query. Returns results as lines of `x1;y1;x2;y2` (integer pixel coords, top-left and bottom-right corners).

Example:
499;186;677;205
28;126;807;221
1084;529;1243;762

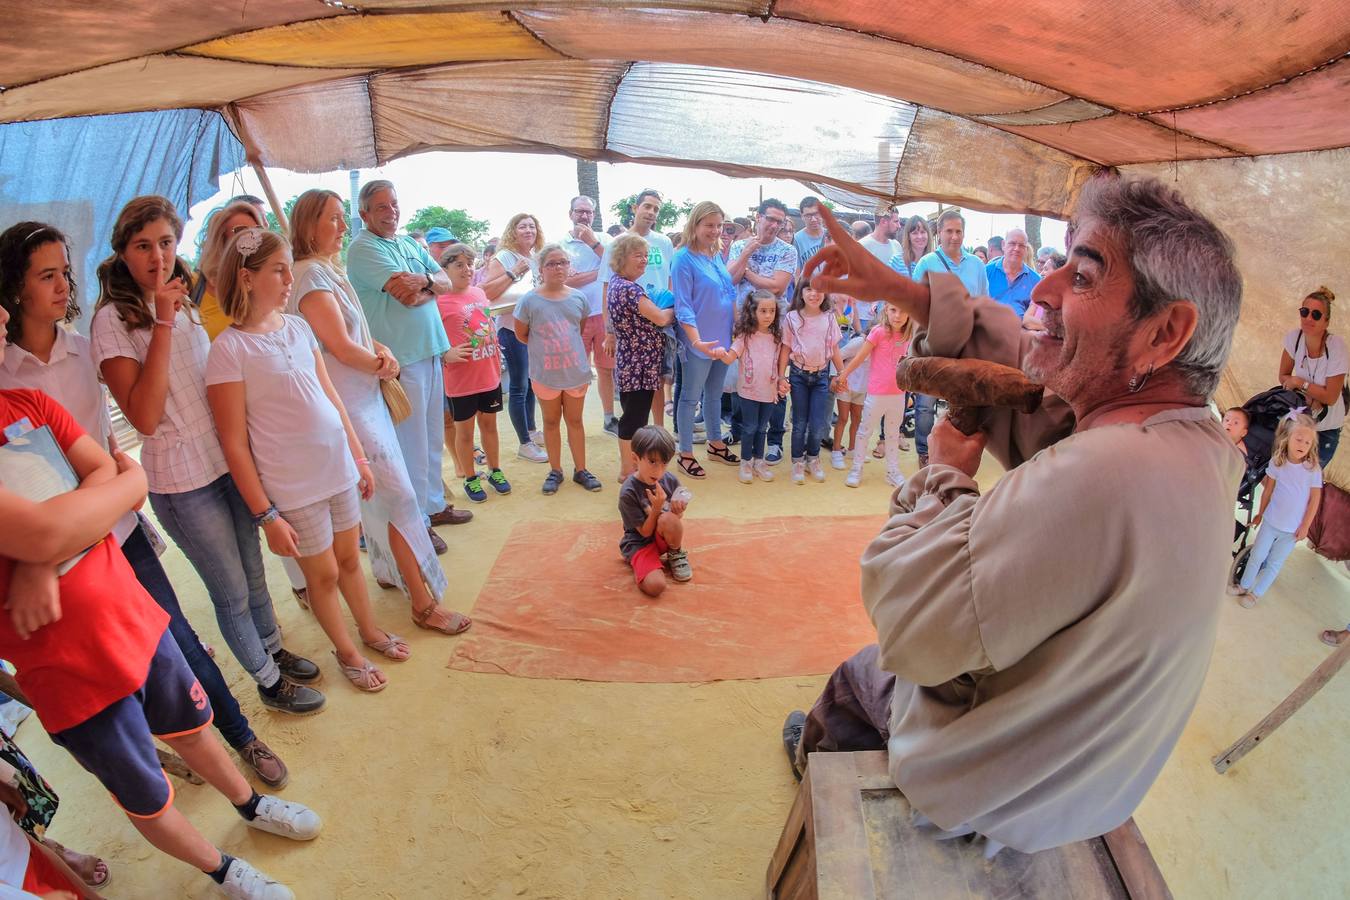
425;226;456;243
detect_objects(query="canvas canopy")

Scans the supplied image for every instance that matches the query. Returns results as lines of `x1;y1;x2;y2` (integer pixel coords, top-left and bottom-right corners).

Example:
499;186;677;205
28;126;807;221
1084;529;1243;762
0;1;1347;481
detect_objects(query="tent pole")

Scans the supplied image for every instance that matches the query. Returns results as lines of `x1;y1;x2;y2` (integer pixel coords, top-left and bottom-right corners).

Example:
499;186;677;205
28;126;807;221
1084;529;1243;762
226;103;288;233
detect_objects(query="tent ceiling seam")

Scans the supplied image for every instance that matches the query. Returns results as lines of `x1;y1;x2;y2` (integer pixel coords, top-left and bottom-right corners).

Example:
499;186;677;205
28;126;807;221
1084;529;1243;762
504;10;571;58
599;62;635;156
1137;50;1350;115
364;73;383;167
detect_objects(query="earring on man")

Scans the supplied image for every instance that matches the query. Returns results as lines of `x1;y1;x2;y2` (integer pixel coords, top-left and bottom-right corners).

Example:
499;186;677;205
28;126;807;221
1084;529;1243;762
1127;364;1155;394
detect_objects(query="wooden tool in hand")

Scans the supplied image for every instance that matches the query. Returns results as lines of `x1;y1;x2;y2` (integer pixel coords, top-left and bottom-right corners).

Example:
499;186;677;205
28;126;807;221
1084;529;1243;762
895;357;1044;435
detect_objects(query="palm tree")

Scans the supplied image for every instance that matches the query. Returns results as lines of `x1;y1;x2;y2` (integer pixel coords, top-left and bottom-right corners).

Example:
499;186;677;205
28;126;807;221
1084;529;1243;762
576;159;603;230
1024;214;1043;252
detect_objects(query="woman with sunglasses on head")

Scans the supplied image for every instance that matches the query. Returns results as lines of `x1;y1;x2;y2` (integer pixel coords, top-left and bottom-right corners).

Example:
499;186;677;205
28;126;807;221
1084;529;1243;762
195;201;267;341
1279;286;1346;467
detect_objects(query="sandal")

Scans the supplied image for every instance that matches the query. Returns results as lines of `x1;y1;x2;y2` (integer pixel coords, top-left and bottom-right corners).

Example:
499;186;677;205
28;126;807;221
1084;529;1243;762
412;602;472;635
872;443;885;459
706;443;740;465
362;630;410;661
678;455;706;479
291;587;310;611
1321;629;1349;647
332;651;386;692
46;840;111;889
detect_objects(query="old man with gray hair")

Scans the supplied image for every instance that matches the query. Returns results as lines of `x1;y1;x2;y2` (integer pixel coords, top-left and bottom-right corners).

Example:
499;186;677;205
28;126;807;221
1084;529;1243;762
784;175;1245;854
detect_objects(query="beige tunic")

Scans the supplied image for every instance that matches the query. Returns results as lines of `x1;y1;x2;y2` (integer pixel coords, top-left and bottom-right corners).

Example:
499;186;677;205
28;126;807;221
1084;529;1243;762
863;273;1244;853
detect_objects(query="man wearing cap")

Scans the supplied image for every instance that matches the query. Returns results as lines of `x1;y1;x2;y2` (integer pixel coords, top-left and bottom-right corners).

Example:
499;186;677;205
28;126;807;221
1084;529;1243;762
562;196;617;434
425;226;457;266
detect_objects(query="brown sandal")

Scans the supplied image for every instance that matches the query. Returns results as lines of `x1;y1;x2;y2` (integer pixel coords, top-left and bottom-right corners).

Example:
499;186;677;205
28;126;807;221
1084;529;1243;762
362;630;411;661
333;651;387;692
413;602;472;635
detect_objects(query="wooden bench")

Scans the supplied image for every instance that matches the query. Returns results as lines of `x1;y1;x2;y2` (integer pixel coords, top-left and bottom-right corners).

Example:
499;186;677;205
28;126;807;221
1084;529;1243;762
767;751;1171;900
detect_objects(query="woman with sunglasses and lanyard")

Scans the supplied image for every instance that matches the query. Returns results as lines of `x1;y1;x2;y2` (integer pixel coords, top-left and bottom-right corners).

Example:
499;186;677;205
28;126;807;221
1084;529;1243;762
1279;286;1346;467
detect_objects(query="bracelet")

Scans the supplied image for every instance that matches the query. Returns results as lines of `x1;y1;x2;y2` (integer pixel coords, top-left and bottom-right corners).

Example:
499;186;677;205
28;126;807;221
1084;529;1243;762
356;457;370;465
508;271;522;283
252;505;279;527
154;317;175;328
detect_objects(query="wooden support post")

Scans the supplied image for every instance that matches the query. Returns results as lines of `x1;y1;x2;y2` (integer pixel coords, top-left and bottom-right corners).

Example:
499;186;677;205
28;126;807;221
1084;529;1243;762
225;103;288;233
1212;637;1350;774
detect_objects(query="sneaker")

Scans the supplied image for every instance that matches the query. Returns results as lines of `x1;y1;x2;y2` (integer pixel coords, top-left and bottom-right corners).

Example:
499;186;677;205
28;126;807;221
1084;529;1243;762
528;429;544;444
766;444;783;465
517;441;548;464
603;415;620;436
220;857;294;900
246;794;323;841
463;474;488;503
693;419;706;434
886;469;906;489
791;460;806;485
273;649;320;684
753;459;775;482
237;739;288;788
257;680;326;716
829;450;846;470
474;446;487;466
807;456;826;482
692;431;707;445
782;710;807;782
573;468;603;492
739;460;754;484
542;469;564;494
663;548;693;582
845;468;862;488
487;468;512;494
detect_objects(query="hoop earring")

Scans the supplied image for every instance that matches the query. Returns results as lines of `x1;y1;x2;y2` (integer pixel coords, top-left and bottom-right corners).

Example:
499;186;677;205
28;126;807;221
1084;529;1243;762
1127;364;1155;394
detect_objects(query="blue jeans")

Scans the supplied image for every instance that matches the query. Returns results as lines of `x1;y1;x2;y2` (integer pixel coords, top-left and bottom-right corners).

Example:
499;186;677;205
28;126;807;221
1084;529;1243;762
1318;428;1341;469
789;366;832;460
1239;522;1297;598
149;474;282;687
677;351;728;454
767;396;787;449
913;393;936;456
498;327;537;445
121;524;254;750
739;398;776;461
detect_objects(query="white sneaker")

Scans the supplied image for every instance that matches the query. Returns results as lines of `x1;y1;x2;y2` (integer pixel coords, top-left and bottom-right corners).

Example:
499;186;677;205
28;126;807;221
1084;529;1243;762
0;697;32;738
829;450;846;470
753;459;775;482
886;470;906;489
246;795;322;841
528;430;544;445
220;858;294;900
739;461;754;484
693;419;706;434
791;460;806;484
845;468;862;488
516;441;548;464
807;456;826;482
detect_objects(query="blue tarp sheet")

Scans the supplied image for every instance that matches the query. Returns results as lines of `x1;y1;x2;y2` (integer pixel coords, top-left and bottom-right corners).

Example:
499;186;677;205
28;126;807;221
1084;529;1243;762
0;109;244;332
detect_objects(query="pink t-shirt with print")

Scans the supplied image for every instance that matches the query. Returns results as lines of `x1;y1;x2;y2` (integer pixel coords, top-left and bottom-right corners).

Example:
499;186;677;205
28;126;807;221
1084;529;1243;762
438;286;501;397
733;331;782;403
865;325;909;396
784;309;842;369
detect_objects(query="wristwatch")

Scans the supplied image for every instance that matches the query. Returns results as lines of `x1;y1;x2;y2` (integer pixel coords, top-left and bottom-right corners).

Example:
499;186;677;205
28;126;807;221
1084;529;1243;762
423;273;433;291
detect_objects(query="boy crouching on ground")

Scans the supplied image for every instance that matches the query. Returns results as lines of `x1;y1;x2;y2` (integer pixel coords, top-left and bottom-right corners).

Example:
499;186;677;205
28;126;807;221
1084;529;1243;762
619;426;692;597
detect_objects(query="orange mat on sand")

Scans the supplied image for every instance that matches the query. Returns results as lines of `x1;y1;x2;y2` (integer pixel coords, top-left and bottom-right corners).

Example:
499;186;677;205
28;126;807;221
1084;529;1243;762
448;515;883;682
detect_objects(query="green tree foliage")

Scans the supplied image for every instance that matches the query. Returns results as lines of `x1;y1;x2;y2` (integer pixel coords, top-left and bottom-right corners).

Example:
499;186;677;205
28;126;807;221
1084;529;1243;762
610;194;695;233
403;205;491;248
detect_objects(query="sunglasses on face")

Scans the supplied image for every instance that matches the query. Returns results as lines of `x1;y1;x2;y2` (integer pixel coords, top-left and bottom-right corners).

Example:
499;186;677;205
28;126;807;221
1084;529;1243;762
1299;307;1325;321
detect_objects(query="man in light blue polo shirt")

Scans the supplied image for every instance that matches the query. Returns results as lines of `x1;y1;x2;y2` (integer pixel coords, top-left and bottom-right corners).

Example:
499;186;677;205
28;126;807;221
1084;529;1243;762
909;208;988;466
347;179;469;531
985;227;1040;318
561;195;615;433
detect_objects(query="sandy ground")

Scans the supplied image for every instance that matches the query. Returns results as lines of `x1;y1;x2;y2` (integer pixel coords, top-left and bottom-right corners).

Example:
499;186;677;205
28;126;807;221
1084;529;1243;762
20;403;1350;899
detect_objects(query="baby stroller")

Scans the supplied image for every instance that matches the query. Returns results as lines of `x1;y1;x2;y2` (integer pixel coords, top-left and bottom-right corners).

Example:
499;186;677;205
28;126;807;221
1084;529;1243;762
1228;387;1303;586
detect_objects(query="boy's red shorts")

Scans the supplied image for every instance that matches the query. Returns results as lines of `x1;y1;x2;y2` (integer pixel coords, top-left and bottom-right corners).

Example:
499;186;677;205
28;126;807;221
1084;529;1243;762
630;533;669;584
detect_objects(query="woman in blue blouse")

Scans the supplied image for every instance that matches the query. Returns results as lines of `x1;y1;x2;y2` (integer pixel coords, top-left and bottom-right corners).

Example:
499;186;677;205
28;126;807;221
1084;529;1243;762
671;201;739;477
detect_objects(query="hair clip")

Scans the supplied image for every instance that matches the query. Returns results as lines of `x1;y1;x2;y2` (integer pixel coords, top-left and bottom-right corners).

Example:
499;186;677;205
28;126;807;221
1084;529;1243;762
1283;406;1307;421
234;228;265;260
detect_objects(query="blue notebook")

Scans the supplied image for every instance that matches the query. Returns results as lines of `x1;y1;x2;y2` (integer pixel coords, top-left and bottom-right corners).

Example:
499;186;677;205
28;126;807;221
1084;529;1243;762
0;423;91;574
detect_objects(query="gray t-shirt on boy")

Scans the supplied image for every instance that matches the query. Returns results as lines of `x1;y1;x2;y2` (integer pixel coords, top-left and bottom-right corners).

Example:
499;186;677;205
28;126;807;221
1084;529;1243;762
618;471;681;561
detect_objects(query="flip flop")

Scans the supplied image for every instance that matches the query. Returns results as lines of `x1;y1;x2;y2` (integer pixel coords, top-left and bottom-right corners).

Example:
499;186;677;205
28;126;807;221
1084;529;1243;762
1320;629;1348;647
332;652;387;692
362;630;411;661
412;602;472;635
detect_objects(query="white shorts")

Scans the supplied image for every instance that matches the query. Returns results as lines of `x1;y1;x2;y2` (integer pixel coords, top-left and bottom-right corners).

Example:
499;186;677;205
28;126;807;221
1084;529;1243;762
279;486;362;558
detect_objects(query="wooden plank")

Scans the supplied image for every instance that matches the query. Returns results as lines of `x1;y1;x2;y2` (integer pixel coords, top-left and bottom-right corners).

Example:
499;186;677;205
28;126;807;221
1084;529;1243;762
1101;819;1173;900
810;753;880;900
767;766;812;896
1212;636;1350;773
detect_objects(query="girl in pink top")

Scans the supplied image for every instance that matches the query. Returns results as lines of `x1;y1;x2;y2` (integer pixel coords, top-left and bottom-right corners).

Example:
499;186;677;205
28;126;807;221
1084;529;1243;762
833;303;911;489
438;243;510;503
781;282;844;484
722;290;786;483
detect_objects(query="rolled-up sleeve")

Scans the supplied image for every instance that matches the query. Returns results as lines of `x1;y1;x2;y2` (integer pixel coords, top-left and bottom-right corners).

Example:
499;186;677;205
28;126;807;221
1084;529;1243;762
673;254;699;328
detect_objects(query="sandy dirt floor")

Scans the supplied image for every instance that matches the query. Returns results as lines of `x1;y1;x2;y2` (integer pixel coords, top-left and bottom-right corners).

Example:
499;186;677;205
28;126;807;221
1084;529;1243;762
19;402;1350;898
